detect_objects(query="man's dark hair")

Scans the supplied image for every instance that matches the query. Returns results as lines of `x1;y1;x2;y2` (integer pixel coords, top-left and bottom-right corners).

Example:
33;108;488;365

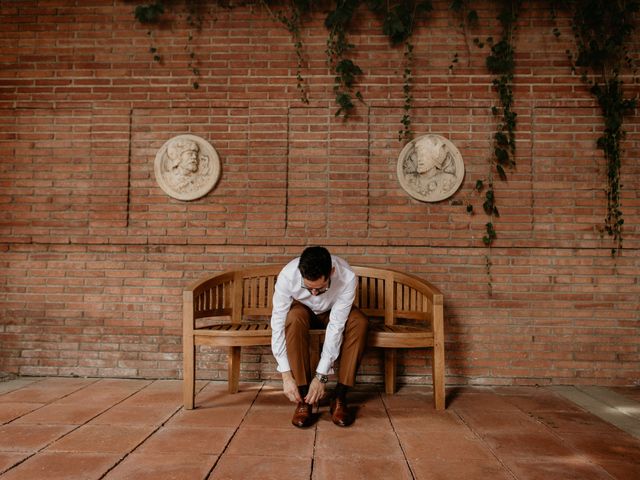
298;246;332;280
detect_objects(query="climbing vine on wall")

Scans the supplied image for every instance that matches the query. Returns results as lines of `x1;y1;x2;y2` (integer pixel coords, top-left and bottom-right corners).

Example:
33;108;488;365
367;0;434;138
464;0;521;247
130;0;638;257
262;0;311;104
131;1;431;127
558;0;639;255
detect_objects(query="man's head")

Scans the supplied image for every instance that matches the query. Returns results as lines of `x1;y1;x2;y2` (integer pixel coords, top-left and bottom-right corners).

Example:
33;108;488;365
167;139;200;173
298;246;332;281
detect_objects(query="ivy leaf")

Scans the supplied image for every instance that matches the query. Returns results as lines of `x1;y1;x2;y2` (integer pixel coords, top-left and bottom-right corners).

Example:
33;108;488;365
335;59;363;88
382;4;412;44
135;2;165;24
494;131;508;146
335;91;354;117
496;164;507;181
450;0;463;11
495;147;510;165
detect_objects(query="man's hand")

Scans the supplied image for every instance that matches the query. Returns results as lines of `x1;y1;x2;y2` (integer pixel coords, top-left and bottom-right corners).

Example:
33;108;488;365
281;371;302;403
304;377;325;405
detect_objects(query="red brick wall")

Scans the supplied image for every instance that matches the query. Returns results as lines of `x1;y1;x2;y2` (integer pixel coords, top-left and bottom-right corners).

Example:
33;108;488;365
1;1;639;386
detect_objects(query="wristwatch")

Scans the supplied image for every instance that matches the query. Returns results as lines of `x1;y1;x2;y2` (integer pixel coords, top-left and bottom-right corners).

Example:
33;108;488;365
315;372;329;384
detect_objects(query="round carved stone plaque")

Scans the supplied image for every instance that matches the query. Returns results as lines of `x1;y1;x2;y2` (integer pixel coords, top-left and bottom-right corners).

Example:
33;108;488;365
154;134;221;201
397;134;465;203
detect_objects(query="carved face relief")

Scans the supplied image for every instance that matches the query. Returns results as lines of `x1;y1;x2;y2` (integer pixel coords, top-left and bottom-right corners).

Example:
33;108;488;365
397;134;465;203
154;134;221;201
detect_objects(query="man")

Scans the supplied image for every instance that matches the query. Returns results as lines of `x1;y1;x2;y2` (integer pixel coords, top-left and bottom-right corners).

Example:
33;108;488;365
270;246;368;428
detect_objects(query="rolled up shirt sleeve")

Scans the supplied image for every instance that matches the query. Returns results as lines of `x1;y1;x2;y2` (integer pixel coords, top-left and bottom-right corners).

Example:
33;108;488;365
315;275;357;375
270;275;293;373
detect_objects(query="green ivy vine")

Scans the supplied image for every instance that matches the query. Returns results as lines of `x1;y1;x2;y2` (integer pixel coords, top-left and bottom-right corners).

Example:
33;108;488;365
324;0;363;118
367;1;433;138
132;1;430;129
130;0;638;258
262;0;310;104
134;1;202;88
465;0;521;247
557;0;639;255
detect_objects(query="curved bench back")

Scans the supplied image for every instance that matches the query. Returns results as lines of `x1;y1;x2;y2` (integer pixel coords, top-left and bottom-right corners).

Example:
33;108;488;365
185;264;443;330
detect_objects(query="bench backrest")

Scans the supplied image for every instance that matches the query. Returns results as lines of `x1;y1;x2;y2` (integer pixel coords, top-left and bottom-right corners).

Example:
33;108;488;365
185;265;443;330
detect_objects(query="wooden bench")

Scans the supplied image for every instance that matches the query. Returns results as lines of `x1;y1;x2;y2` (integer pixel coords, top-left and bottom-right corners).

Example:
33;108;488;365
183;265;445;410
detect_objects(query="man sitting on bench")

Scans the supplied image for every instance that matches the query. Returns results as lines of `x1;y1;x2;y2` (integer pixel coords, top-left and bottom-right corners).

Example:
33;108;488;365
270;246;369;428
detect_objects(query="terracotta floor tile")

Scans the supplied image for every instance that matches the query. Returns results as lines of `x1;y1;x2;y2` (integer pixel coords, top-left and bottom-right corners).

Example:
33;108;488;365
241;404;296;428
12;403;107;425
0;424;75;452
0;378;95;404
454;406;551;435
559;431;640;465
0;379;40;396
504;392;586;413
0;378;637;480
410;457;514;480
315;428;404;459
0;452;120;480
226;426;315;457
193;384;260;410
610;387;640;403
45;424;154;454
506;458;614;480
312;454;413;480
90;404;179;426
103;452;217;480
447;391;520;411
137;426;235;455
252;388;292;408
124;384;184;406
532;410;622;434
399;430;495;462
0;403;43;424
209;454;312;480
55;378;151;405
381;392;436;410
345;389;385;406
167;405;248;428
481;431;579;460
315;404;393;432
389;408;466;432
0;452;30;474
597;460;640;479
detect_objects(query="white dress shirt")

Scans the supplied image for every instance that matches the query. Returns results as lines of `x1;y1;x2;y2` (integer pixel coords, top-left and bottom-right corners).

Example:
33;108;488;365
270;255;357;375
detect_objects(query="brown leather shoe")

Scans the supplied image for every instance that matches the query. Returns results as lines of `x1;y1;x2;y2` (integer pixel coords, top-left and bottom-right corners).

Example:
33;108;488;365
330;398;354;427
291;402;313;428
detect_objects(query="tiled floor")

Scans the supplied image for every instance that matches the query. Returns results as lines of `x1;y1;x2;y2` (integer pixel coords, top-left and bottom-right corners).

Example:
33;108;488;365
0;378;639;479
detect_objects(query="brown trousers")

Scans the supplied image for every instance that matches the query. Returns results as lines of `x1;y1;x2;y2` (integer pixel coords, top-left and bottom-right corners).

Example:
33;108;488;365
285;301;368;387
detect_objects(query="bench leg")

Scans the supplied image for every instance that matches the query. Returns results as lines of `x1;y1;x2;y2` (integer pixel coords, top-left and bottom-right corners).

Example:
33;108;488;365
183;336;195;410
384;349;397;394
432;346;445;410
228;346;241;394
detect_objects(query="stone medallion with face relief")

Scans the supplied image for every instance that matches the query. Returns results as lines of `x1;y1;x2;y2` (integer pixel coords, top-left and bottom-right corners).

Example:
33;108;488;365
154;134;221;201
397;134;465;203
